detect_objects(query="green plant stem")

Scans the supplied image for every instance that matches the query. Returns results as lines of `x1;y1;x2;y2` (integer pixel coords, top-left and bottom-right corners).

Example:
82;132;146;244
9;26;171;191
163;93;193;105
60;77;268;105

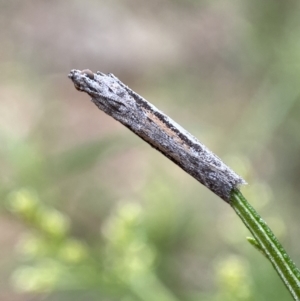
231;189;300;301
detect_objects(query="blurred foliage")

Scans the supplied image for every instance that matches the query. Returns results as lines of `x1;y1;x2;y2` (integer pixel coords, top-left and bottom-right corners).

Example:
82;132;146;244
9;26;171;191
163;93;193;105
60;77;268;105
1;0;300;300
5;188;254;301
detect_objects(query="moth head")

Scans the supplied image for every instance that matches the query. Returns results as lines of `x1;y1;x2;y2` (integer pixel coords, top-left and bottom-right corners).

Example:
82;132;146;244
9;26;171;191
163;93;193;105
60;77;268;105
80;69;94;80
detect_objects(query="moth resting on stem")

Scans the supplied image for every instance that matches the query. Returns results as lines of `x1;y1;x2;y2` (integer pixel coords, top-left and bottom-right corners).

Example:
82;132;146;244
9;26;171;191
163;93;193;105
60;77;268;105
69;69;246;203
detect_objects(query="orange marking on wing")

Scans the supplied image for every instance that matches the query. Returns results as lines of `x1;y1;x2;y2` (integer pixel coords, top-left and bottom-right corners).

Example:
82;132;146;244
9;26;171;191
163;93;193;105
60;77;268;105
143;109;191;152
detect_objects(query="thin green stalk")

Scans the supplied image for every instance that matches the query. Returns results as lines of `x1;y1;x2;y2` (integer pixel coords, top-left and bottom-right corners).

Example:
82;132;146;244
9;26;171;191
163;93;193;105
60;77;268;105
231;189;300;301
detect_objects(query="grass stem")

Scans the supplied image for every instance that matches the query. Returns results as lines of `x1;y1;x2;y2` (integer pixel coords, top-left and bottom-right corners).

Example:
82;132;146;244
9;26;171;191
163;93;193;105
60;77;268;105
231;189;300;301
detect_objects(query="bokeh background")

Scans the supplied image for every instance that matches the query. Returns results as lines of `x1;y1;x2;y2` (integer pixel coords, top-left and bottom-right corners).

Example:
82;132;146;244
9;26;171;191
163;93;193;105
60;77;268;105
1;1;300;300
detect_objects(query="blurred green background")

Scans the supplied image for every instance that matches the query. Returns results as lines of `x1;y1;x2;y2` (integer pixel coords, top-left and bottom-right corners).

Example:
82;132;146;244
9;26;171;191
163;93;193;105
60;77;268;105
1;1;300;300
